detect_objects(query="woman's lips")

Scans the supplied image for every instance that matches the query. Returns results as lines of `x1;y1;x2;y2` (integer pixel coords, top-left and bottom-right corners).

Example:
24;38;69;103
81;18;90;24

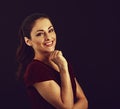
44;41;54;47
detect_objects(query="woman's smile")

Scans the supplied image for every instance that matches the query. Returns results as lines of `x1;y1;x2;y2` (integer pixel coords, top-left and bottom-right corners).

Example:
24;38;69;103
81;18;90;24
44;41;53;46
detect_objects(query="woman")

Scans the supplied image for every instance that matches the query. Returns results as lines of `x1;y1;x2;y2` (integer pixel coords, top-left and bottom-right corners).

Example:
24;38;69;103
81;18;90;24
16;13;88;109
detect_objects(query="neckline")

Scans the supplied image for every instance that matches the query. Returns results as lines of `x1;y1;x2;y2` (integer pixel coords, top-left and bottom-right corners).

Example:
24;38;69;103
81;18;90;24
32;59;60;73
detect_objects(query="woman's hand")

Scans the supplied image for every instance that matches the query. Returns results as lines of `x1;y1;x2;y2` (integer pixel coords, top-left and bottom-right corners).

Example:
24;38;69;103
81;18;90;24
49;50;68;71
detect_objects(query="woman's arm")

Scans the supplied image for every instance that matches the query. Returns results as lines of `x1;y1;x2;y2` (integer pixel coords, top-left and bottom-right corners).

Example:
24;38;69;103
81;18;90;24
72;78;88;109
34;51;74;109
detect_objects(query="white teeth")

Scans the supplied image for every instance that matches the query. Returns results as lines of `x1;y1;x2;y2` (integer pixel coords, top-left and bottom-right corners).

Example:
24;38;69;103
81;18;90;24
45;41;53;46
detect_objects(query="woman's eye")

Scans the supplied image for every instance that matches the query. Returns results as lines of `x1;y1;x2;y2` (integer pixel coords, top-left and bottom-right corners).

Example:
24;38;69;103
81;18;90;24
36;33;44;36
49;28;54;33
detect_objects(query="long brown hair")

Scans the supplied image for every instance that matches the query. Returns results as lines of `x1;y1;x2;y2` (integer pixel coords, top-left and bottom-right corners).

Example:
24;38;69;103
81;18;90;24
16;13;51;79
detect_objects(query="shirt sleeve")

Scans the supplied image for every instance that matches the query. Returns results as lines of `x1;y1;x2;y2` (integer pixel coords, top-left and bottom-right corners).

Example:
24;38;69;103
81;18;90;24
24;61;55;87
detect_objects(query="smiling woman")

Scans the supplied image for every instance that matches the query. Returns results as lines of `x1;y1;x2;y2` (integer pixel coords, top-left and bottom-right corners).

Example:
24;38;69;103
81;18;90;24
24;18;56;58
16;13;88;109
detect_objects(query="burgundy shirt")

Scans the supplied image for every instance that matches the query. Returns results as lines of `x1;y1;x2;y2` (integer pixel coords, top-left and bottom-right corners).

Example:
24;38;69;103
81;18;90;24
24;59;77;109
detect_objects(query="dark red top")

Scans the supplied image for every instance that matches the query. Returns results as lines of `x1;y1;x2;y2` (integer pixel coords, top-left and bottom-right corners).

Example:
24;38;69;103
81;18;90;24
24;59;77;109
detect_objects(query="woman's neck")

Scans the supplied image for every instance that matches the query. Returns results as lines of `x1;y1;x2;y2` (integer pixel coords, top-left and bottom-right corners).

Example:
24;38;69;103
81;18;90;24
34;52;60;72
34;52;50;62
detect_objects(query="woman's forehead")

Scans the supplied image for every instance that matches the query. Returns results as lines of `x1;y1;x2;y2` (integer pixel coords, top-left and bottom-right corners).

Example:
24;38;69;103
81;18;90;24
33;18;53;29
31;18;53;34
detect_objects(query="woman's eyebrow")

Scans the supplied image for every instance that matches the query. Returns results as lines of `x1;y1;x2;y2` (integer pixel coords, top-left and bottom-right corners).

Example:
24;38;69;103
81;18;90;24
36;30;44;33
48;26;53;29
36;26;53;33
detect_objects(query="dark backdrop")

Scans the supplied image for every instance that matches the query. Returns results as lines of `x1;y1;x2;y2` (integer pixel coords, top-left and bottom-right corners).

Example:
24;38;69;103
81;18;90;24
0;0;120;109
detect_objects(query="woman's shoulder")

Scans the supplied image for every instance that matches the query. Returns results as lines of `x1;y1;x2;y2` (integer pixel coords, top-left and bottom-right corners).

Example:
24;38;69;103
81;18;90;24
24;60;50;78
26;59;48;70
24;59;56;87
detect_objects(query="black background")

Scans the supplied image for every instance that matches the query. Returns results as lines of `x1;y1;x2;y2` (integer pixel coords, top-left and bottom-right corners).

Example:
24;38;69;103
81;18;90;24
0;0;120;109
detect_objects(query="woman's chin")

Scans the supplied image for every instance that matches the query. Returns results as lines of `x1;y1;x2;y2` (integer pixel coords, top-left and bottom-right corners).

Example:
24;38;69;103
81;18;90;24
44;49;55;53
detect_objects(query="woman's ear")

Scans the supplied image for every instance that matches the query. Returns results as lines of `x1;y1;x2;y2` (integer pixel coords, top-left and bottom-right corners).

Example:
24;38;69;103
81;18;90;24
24;37;32;46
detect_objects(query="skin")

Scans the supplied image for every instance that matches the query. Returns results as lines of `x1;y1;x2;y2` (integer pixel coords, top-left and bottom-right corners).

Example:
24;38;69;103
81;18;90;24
24;18;57;61
24;18;88;109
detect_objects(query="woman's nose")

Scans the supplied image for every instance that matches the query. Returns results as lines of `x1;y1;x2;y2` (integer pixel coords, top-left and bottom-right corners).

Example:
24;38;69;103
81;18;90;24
44;32;51;40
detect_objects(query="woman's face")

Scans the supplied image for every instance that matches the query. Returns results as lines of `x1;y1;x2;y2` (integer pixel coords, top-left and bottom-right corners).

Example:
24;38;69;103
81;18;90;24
29;18;56;55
